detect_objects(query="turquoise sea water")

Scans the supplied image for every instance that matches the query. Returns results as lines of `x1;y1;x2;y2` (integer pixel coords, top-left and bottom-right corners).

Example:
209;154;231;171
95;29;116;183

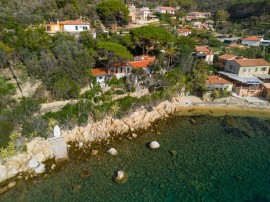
1;115;270;202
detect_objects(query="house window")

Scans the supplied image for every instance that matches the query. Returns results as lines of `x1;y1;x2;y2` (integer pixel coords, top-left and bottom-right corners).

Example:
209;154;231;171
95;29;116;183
99;76;102;80
127;68;130;73
243;68;246;72
75;26;78;30
230;65;233;70
261;67;266;71
83;26;88;30
248;69;251;73
46;26;51;31
255;68;258;72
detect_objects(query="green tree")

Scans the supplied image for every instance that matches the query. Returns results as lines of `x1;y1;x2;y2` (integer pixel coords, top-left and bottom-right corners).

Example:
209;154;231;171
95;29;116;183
130;25;173;55
97;41;132;73
96;0;129;26
192;60;209;91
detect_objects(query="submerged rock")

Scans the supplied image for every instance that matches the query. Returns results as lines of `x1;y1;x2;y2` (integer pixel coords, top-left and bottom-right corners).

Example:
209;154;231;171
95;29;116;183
169;150;177;156
91;150;98;156
114;170;128;184
34;163;45;174
107;148;118;156
149;141;160;149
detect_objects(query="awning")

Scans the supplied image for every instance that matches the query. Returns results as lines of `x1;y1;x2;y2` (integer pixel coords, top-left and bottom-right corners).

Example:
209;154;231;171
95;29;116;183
255;74;270;80
219;71;263;84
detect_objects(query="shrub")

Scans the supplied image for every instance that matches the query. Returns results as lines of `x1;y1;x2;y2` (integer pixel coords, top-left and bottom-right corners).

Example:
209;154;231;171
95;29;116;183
114;89;125;95
53;77;80;99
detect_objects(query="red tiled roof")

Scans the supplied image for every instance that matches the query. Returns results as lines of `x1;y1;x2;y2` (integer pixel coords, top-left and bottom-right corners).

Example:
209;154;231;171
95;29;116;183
227;43;245;48
178;28;191;33
195;46;213;55
91;68;109;76
129;58;155;68
59;20;90;25
219;54;236;60
242;36;262;41
233;58;270;67
157;6;176;11
206;75;232;85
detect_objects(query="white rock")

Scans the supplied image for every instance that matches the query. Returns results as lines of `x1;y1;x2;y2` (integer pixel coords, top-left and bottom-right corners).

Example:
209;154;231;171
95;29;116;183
78;142;84;148
130;128;135;132
53;125;61;137
149;141;160;149
35;163;45;174
28;158;39;168
6;167;18;178
107;148;118;156
0;165;7;183
51;164;56;170
131;133;137;138
7;181;17;189
116;170;125;181
34;152;46;163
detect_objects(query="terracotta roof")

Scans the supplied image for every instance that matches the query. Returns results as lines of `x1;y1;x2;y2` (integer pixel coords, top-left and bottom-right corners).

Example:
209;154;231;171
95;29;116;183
263;83;270;89
227;43;245;48
129;58;155;68
178;28;191;33
219;54;236;60
59;20;90;25
233;58;270;67
206;75;232;85
157;6;176;11
242;36;262;41
195;46;213;55
91;68;109;76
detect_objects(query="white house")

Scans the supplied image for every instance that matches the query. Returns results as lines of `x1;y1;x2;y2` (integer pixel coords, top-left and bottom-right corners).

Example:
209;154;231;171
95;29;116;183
241;36;263;46
45;20;96;38
195;46;214;64
136;7;151;20
91;68;113;88
206;75;233;92
188;12;211;19
178;28;192;36
154;6;176;15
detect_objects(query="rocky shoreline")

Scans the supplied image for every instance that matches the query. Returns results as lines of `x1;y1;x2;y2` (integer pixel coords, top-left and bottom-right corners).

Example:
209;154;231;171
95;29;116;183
0;95;270;195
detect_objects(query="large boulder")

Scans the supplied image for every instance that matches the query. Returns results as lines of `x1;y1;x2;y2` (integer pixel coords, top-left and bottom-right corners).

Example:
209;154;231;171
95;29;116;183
107;148;118;156
148;141;160;149
0;165;8;183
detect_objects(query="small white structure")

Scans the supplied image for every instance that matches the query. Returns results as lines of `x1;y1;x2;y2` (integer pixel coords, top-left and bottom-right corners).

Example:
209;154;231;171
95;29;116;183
241;36;263;47
154;6;176;15
48;125;69;165
136;7;151;20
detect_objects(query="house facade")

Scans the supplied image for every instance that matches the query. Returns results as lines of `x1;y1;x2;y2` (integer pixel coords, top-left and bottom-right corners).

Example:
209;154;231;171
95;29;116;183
91;68;113;88
187;12;211;19
195;46;214;64
206;75;233;92
224;59;270;76
154;6;176;15
136;7;151;20
220;58;270;97
45;20;96;38
241;36;263;46
217;54;239;68
178;28;192;36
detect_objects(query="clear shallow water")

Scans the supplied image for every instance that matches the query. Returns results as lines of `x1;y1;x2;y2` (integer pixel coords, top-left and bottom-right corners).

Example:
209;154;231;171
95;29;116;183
1;115;270;202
